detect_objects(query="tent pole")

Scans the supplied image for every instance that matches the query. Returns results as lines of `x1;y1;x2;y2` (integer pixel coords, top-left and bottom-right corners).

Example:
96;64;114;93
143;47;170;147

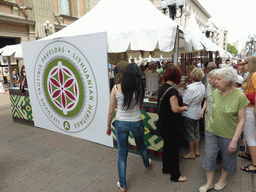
7;56;13;87
173;27;179;66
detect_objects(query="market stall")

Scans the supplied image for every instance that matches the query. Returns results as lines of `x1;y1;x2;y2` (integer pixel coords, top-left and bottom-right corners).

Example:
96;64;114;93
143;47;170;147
2;0;220;161
2;0;180;160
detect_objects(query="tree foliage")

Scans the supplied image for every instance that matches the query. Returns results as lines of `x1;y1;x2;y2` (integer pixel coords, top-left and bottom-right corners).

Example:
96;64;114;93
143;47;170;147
227;43;238;56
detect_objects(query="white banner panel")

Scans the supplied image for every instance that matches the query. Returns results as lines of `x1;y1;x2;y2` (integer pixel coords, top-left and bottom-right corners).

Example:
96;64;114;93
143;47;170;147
22;33;113;147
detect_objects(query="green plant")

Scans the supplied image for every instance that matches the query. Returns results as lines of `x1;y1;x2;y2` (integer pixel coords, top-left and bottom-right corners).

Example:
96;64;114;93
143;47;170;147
227;43;238;56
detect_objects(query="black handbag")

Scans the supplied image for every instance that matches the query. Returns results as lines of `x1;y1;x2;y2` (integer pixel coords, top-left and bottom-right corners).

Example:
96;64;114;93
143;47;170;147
155;86;173;135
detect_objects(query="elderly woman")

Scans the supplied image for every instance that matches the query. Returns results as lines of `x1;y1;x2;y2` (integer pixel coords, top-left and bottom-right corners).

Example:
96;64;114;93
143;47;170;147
181;67;205;159
240;56;256;173
199;67;249;192
200;69;217;126
157;65;188;182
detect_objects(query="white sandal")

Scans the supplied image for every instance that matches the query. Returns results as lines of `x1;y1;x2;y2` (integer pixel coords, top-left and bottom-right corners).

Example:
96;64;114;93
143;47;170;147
117;181;126;192
146;159;152;172
199;184;214;192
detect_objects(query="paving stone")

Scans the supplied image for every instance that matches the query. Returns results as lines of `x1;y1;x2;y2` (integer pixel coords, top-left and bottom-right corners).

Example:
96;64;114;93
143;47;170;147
0;134;22;143
58;155;93;173
10;138;46;153
43;150;72;163
29;145;59;158
0;91;255;192
76;162;110;181
53;174;92;192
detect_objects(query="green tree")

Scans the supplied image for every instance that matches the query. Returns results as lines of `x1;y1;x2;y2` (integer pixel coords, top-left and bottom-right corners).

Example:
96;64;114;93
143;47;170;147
227;43;238;56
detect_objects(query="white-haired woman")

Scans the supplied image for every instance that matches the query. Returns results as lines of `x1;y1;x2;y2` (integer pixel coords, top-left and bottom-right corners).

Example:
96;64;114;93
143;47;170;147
199;67;249;192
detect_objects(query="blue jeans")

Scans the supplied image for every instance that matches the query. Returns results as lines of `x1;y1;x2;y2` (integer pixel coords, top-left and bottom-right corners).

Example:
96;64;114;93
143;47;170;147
115;120;149;189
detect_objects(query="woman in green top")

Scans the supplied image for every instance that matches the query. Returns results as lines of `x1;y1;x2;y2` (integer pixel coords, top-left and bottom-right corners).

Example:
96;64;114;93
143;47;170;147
156;62;163;74
199;67;249;192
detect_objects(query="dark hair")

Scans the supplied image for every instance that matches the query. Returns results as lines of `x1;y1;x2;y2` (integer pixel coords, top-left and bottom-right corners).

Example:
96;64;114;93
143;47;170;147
119;63;145;110
157;61;161;68
204;61;209;68
163;64;182;84
216;57;222;62
140;65;145;73
20;65;25;76
145;62;149;70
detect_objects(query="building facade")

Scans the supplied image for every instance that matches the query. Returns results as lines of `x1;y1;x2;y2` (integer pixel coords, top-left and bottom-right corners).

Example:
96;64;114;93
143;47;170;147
0;0;100;48
217;27;228;51
151;0;210;28
1;0;227;49
0;0;35;47
1;0;228;57
0;0;99;77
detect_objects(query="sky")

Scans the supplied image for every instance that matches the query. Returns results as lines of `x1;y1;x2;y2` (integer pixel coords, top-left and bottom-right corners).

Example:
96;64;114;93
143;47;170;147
197;0;256;45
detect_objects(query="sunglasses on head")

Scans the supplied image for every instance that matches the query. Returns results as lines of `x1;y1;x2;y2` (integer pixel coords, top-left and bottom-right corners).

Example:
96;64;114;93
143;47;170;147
239;62;248;66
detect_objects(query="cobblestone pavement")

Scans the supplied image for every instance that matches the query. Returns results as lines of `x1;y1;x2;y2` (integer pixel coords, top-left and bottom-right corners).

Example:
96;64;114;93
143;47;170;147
0;91;255;192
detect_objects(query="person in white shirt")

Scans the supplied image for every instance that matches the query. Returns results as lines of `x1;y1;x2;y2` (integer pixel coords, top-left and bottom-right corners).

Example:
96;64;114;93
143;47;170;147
181;67;205;159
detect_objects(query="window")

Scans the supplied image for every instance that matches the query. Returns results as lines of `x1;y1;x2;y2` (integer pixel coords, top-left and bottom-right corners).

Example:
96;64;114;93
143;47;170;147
59;0;78;17
223;43;226;46
60;0;70;16
224;38;226;41
224;33;226;37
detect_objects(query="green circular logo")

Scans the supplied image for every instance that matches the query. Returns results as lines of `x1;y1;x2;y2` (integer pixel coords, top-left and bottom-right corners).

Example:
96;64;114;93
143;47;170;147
44;58;84;117
34;41;98;133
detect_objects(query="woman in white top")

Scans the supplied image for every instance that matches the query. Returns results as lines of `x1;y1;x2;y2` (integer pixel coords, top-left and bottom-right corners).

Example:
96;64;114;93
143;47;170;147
181;67;205;159
107;63;151;192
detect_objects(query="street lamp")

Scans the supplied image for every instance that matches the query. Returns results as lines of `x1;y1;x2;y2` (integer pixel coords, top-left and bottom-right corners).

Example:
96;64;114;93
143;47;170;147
43;20;53;36
246;34;256;56
161;1;167;15
161;0;185;20
161;0;185;67
201;24;216;42
205;25;215;38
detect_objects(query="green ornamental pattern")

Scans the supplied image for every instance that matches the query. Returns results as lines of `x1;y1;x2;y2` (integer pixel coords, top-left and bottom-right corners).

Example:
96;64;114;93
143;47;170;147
9;89;163;160
10;93;33;124
112;108;163;161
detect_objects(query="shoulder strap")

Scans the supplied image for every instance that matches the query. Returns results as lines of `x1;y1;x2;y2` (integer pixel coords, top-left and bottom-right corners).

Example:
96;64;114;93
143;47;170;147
158;86;173;113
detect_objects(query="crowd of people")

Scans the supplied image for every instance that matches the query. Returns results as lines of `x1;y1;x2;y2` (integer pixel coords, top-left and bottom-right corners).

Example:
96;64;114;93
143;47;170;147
3;65;27;91
107;56;256;192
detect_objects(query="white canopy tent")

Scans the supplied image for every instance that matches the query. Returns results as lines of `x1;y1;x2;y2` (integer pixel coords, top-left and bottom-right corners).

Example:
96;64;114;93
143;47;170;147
1;0;182;67
3;0;230;69
43;0;178;53
184;12;232;59
0;44;24;86
184;12;217;52
1;44;23;59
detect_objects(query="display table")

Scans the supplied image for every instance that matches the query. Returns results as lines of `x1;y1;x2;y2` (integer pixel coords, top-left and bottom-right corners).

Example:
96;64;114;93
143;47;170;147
9;90;163;161
9;88;34;126
112;99;163;161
